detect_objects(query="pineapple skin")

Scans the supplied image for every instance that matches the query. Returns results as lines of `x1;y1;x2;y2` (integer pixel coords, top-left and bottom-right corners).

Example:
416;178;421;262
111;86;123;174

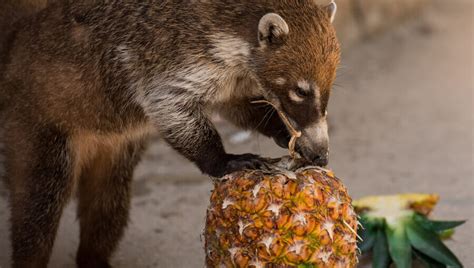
205;168;359;268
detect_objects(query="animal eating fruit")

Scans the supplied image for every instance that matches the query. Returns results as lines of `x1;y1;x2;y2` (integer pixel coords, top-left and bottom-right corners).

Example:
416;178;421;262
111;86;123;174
204;160;359;267
0;1;341;266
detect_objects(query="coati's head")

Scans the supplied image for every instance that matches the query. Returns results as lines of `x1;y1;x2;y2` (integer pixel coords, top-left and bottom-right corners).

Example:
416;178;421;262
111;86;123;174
253;1;340;166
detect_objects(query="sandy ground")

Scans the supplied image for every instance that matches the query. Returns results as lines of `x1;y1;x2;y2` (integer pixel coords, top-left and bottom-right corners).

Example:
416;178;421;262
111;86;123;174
0;0;473;267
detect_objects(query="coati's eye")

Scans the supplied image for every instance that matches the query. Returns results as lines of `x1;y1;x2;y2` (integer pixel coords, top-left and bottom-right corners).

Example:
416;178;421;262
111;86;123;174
289;87;310;103
290;81;312;103
295;87;310;98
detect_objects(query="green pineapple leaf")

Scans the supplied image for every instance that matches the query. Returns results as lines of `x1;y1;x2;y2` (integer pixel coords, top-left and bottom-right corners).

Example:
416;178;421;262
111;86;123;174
429;219;466;232
386;220;412;268
373;228;391;268
406;221;463;267
358;224;376;253
414;250;446;268
413;213;466;233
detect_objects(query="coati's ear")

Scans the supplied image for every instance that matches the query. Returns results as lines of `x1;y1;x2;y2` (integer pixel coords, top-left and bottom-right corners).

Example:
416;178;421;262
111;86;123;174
258;13;289;47
324;1;337;23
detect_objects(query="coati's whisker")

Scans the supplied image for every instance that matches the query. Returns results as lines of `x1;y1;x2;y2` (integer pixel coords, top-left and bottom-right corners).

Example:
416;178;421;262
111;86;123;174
254;106;275;131
336;67;349;78
332;82;345;89
262;109;276;130
251;100;302;158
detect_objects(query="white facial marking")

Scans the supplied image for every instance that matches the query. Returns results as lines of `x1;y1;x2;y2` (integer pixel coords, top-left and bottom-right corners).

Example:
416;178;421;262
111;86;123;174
314;84;322;108
314;119;329;141
303;118;329;150
289;90;304;103
289;79;312;103
297;80;311;92
274;77;287;86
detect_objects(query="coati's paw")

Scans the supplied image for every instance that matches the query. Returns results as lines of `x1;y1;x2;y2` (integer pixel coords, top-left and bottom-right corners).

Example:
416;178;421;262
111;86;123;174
208;154;268;177
226;153;268;172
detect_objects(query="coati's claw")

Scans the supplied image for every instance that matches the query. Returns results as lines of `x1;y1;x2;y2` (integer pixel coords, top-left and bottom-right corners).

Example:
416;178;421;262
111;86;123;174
223;154;268;175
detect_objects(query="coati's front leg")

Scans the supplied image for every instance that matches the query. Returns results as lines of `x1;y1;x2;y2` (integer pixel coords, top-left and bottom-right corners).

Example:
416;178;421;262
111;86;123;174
149;92;266;177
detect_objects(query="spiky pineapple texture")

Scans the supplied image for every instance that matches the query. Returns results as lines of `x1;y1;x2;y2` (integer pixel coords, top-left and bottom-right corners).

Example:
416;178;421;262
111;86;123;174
205;167;359;268
355;194;466;268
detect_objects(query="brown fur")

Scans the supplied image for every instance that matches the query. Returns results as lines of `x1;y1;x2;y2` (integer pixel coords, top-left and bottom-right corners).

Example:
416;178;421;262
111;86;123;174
0;1;340;267
0;0;48;59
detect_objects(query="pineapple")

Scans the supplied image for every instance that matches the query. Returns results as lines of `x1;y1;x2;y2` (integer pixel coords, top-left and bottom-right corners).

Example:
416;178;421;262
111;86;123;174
204;163;359;268
355;194;465;268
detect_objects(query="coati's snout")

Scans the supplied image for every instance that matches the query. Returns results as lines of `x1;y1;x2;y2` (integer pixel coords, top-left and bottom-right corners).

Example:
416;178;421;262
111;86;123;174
296;117;329;166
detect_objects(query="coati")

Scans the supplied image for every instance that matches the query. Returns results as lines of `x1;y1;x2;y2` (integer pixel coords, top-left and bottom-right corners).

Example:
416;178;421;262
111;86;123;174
0;0;340;267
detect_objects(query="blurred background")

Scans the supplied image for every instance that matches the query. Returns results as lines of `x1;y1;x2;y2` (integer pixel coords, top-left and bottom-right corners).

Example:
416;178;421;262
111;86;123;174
0;0;472;267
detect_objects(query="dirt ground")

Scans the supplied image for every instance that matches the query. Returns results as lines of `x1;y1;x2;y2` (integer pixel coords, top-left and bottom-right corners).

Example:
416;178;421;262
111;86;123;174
0;0;472;267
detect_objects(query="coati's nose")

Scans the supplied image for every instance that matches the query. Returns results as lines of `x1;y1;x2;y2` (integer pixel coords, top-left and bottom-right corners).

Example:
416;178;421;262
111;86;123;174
311;153;329;167
296;142;329;167
297;119;330;167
